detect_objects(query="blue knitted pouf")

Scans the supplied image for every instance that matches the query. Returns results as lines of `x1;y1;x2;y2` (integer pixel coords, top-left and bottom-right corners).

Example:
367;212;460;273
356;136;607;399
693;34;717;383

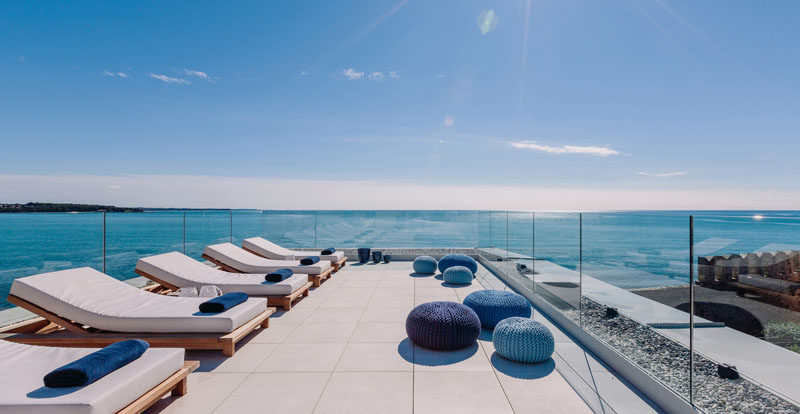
437;254;478;274
406;301;481;350
463;290;531;329
493;317;554;363
443;266;473;285
413;256;437;274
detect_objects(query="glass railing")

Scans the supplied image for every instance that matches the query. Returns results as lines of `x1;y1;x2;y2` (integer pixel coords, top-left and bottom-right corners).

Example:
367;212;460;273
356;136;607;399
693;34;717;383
0;209;798;411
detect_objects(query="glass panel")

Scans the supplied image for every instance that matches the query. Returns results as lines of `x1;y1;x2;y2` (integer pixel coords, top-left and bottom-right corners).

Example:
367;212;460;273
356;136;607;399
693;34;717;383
185;210;232;260
105;211;183;281
581;212;691;400
232;209;263;245
0;212;103;311
507;211;534;293
533;212;581;321
693;213;800;412
263;210;316;249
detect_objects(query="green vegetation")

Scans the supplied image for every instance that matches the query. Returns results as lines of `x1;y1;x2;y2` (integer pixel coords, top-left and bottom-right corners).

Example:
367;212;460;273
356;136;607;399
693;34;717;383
0;203;142;213
764;322;800;353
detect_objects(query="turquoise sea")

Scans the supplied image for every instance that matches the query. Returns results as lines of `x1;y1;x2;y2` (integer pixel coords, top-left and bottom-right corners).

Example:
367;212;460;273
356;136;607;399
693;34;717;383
1;210;799;310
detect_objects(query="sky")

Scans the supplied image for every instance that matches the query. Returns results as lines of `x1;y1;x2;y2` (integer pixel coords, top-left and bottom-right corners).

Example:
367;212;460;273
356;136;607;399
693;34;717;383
1;0;799;210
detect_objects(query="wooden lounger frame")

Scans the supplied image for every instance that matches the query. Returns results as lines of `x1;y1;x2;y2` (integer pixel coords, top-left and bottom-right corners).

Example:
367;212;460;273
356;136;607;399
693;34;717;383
2;294;275;357
118;360;199;414
202;253;334;287
134;269;312;311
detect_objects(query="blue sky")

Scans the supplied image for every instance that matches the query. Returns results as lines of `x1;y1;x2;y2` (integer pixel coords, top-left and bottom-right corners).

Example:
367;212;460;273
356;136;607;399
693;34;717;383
1;0;799;209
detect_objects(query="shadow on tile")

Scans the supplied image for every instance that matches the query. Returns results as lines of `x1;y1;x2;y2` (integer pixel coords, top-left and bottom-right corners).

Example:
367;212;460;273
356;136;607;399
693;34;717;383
401;340;480;367
409;272;435;278
490;352;556;379
478;329;494;341
440;281;475;289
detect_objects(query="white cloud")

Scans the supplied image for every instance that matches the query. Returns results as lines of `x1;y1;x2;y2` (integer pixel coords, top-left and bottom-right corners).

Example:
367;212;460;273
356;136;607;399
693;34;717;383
509;141;620;157
103;70;130;79
341;68;364;80
183;69;211;81
106;185;123;190
638;171;687;177
149;73;190;85
437;73;445;78
389;71;400;79
443;116;455;127
368;72;384;81
2;174;799;210
19;55;25;63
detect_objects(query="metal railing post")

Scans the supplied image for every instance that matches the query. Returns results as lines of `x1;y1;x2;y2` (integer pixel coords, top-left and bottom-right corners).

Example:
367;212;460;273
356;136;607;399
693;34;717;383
689;215;695;407
229;209;233;243
102;211;106;273
579;213;583;328
182;211;186;254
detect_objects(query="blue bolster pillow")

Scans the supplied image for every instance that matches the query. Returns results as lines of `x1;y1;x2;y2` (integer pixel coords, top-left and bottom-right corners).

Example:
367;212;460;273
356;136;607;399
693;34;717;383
300;256;320;265
44;339;149;388
321;247;336;255
265;268;293;282
199;292;248;313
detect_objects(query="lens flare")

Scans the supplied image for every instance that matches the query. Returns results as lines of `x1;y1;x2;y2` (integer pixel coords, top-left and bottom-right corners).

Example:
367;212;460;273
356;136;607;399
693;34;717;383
477;10;499;35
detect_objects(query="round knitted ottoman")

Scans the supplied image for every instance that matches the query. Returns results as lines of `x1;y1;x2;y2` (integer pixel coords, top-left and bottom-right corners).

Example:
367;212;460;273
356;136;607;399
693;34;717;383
463;290;531;329
437;254;478;274
406;301;481;350
443;266;473;285
413;256;438;274
492;317;554;363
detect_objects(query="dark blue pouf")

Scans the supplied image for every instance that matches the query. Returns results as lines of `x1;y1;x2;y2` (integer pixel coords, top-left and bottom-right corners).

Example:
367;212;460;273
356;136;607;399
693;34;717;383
372;251;382;264
384;254;392;264
406;301;481;350
413;256;437;274
438;254;478;274
463;290;531;329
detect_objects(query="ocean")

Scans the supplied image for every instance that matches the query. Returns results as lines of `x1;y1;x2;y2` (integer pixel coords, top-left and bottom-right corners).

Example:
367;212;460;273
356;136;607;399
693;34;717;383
1;210;798;310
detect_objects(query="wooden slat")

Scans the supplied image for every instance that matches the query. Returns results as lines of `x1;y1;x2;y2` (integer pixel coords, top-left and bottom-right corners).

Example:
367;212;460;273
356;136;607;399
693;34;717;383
6;295;89;334
201;254;244;273
134;269;180;291
266;281;313;311
117;360;199;414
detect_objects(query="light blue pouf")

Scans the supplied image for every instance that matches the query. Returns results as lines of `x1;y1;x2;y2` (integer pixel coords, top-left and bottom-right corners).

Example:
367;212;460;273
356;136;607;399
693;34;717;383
463;290;531;329
438;254;478;274
443;266;473;285
493;317;554;363
413;256;438;274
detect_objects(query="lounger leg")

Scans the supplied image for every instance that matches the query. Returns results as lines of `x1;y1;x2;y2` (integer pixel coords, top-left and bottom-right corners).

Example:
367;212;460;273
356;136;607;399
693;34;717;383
222;341;236;357
282;298;292;311
302;289;310;297
172;377;189;396
260;317;270;329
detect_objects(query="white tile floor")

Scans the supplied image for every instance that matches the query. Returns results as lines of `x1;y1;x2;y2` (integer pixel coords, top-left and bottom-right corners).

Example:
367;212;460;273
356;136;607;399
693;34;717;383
145;261;601;414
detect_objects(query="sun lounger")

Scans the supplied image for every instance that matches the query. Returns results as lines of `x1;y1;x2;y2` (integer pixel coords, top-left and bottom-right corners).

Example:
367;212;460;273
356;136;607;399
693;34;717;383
242;237;348;271
135;252;313;311
0;340;198;414
2;267;275;356
202;243;334;287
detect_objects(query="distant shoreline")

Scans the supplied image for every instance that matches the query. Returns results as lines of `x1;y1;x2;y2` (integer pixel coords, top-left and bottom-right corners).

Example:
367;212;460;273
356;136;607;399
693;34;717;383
0;203;143;213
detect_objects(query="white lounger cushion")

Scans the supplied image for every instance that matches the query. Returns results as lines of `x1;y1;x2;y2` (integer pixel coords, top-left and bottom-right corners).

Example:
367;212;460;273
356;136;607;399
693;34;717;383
136;252;309;296
204;243;331;275
10;267;267;333
0;341;183;414
242;237;345;263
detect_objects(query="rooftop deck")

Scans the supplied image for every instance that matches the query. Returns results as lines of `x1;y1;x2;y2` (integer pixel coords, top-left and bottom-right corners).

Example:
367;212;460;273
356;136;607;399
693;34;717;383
142;260;655;414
